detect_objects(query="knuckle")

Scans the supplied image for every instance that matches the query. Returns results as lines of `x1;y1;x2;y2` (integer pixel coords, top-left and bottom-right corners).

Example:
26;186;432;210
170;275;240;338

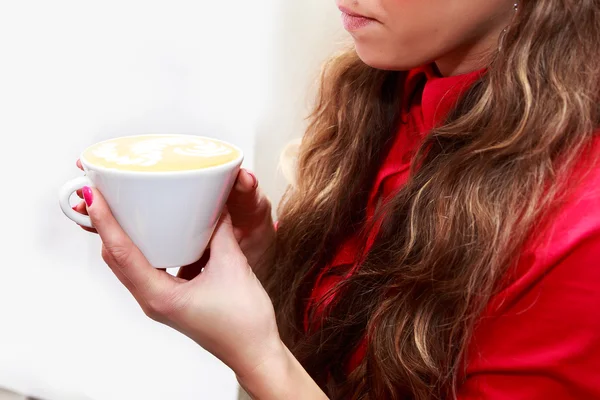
106;243;132;267
142;290;187;322
142;301;164;322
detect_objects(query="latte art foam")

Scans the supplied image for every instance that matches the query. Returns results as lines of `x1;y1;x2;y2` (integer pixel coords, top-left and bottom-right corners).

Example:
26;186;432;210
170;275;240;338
93;137;233;167
83;135;241;172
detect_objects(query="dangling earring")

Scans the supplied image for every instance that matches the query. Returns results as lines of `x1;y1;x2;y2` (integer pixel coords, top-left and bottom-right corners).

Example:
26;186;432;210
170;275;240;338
499;2;519;51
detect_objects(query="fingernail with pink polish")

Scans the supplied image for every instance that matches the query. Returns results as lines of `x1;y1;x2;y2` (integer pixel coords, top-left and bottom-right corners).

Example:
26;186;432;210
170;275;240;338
82;186;93;207
247;171;258;189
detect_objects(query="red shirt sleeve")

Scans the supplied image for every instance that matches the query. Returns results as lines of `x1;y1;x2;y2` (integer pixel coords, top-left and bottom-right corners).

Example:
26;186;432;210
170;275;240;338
458;230;600;399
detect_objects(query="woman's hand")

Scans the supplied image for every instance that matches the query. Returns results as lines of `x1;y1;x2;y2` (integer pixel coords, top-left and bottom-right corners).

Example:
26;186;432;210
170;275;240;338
82;185;280;376
73;160;276;275
81;187;326;399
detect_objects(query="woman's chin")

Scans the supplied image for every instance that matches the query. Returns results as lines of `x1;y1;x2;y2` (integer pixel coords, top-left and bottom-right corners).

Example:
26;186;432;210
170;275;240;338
354;43;419;72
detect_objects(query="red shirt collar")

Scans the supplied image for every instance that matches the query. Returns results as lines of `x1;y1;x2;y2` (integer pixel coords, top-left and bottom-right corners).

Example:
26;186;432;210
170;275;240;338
404;64;485;132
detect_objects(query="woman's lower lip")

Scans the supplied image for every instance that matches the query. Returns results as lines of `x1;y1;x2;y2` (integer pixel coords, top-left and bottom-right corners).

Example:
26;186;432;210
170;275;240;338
341;12;374;31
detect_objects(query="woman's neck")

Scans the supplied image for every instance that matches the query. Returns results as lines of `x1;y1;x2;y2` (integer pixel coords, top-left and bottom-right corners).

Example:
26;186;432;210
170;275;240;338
435;13;512;76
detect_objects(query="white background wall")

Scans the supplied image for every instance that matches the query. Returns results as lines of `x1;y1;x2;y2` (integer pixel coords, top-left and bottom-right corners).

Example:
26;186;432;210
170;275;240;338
0;1;344;399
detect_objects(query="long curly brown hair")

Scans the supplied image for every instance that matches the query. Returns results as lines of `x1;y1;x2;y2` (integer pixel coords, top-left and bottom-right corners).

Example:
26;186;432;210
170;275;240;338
263;1;600;398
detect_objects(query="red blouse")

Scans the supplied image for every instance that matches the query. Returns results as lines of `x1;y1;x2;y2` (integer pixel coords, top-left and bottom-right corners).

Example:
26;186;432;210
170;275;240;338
306;65;600;398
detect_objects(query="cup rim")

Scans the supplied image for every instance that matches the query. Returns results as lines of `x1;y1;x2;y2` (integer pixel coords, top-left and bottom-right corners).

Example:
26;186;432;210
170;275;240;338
79;134;244;176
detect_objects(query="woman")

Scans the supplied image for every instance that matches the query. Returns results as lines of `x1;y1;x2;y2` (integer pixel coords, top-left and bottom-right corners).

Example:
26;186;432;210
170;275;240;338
72;0;600;398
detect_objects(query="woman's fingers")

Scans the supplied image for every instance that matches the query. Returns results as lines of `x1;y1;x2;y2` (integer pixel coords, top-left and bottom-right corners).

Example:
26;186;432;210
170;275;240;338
72;201;97;233
227;169;270;221
234;168;258;193
203;210;248;275
74;159;187;320
83;186;175;304
210;211;240;254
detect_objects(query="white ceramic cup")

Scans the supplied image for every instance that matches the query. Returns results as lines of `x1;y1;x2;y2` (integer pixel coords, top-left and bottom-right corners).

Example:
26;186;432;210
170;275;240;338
58;135;244;268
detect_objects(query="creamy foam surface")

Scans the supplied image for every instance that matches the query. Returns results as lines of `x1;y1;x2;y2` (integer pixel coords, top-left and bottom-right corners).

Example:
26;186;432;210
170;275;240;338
82;135;241;172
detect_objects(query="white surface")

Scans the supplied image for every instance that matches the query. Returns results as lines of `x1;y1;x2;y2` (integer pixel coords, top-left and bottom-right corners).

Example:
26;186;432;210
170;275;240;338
0;0;343;399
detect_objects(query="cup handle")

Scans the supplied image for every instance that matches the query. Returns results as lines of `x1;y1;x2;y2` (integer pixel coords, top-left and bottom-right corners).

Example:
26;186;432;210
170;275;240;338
59;176;94;228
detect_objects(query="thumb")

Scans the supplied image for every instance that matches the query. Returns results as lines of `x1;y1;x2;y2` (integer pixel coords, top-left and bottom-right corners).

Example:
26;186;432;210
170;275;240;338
209;207;243;257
